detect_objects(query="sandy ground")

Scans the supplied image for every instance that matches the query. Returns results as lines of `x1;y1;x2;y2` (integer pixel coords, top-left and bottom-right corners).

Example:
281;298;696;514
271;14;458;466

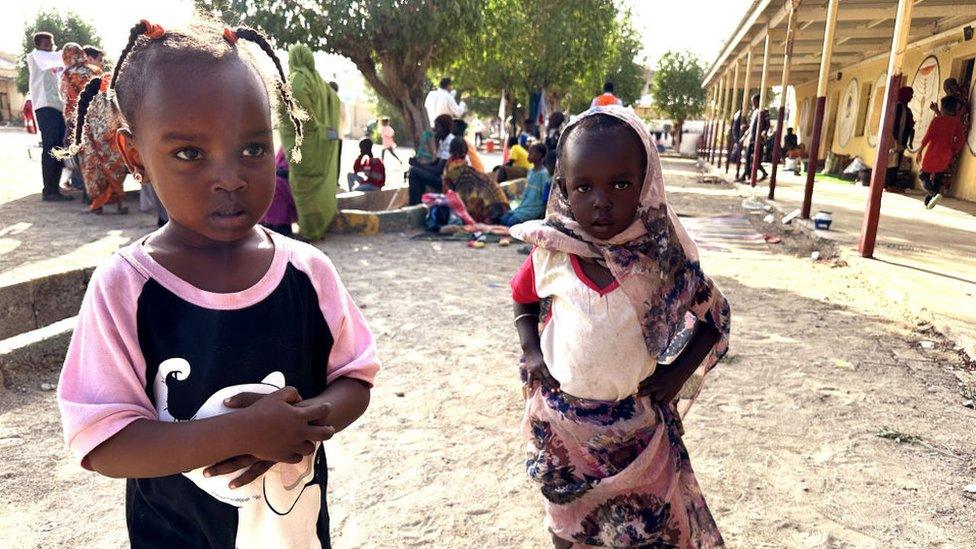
1;156;974;547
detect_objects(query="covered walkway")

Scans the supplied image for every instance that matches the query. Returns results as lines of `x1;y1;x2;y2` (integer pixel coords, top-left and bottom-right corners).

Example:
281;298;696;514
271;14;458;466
698;0;976;258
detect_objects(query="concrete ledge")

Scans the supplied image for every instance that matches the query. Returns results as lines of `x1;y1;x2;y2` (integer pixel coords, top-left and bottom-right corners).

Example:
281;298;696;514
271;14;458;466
337;188;408;212
0;317;74;389
331;205;427;235
0;267;92;340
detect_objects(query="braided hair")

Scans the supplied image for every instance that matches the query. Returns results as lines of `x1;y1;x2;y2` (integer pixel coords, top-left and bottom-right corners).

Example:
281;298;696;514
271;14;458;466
57;20;306;163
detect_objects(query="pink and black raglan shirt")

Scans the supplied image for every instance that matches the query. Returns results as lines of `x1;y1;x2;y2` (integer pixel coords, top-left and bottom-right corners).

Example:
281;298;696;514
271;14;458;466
58;229;378;549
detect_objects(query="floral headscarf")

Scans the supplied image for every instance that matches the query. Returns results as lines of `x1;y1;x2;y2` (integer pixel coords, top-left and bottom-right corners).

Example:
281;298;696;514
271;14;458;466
510;105;731;414
62;43;87;67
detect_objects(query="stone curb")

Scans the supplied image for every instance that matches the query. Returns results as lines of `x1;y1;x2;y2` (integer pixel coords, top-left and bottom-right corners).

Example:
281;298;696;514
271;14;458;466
0;317;74;389
0;267;93;340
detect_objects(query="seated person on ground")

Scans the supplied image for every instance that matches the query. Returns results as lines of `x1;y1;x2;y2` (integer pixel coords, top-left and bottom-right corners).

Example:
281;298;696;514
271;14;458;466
501;143;550;226
347;138;386;192
442;137;510;224
408;114;455;205
494;136;531;183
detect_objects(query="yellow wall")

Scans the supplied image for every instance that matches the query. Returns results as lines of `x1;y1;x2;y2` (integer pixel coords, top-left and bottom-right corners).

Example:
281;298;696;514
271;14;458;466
792;34;976;202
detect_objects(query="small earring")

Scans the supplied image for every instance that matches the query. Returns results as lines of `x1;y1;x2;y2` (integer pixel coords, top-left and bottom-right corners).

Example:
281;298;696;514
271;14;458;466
133;173;143;183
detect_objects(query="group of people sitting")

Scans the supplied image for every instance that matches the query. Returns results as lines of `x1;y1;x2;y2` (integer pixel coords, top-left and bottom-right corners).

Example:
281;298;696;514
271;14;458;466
403;109;560;227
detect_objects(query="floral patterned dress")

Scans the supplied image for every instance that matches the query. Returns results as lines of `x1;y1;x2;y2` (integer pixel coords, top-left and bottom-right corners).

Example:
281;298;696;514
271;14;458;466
59;44;100;148
510;105;732;548
80;77;128;211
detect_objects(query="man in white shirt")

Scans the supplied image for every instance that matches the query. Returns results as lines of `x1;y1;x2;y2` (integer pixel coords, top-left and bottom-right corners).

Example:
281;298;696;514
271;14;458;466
424;77;466;127
26;32;71;201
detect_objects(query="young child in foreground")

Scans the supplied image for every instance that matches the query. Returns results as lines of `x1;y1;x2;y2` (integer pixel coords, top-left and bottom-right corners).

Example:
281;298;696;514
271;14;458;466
509;106;731;548
57;20;378;548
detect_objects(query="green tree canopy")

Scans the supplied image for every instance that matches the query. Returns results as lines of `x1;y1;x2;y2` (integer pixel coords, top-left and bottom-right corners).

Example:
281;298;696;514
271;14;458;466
198;0;482;144
650;50;706;144
447;0;644;127
16;10;102;95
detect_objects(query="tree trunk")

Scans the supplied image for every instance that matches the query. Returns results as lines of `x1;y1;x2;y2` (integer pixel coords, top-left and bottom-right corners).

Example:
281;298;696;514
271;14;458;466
674;120;684;150
348;53;432;147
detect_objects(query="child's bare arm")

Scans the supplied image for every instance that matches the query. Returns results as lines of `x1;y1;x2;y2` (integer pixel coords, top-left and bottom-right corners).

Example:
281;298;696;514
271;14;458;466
515;301;558;389
639;320;721;403
86;387;333;479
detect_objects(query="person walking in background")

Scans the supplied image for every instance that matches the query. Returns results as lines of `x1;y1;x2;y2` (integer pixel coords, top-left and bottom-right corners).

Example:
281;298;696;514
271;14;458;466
27;31;71;201
63;74;129;215
470;116;486;148
590;81;623;107
60;43;101;194
918;96;966;209
281;44;342;240
739;93;768;182
885;86;916;192
379;117;401;164
424;77;467;125
261;148;298;236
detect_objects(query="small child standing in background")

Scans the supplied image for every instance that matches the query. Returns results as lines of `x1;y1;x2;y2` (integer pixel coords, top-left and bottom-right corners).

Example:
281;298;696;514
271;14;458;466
379;116;401;164
509;107;731;547
347;137;386;191
919;96;965;209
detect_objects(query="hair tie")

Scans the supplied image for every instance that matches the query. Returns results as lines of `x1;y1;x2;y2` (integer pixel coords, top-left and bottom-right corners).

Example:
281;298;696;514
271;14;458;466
223;27;238;44
139;19;166;39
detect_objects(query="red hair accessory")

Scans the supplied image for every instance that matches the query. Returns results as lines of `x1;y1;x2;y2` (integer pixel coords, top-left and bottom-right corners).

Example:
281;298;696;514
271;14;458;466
139;19;166;39
223;27;238;44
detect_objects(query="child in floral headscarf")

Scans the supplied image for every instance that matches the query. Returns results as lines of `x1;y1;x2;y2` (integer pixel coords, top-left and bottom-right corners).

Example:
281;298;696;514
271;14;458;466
509;106;731;548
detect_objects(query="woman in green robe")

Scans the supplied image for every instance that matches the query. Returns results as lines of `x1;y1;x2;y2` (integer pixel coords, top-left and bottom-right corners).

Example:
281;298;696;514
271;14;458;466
280;44;341;240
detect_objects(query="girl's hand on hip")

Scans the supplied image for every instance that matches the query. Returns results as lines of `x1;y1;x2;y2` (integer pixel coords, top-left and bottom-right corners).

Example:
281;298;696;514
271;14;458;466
638;366;688;403
523;351;559;391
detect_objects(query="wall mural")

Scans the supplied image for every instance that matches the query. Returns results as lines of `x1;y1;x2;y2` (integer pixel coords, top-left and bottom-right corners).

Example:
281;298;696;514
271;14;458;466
907;55;941;152
836;78;860;148
866;73;888;147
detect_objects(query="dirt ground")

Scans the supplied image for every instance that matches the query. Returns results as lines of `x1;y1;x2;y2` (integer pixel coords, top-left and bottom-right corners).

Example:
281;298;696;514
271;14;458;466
1;156;974;547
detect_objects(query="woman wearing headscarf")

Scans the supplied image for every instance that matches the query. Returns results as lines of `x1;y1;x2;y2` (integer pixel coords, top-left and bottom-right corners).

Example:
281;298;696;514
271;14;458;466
885;86;916;191
60;43;100;147
75;75;129;214
281;44;341;240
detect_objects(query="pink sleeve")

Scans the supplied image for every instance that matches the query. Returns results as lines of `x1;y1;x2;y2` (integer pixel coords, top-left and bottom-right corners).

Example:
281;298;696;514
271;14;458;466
510;251;539;304
57;255;155;470
290;244;380;386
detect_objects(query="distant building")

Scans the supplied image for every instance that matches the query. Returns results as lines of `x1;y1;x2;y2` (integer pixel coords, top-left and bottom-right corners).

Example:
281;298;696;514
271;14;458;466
0;51;26;125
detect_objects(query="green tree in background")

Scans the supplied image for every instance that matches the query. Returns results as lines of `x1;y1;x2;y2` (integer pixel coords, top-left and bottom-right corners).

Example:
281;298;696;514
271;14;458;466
16;10;102;95
448;0;643;128
651;50;706;148
198;0;482;144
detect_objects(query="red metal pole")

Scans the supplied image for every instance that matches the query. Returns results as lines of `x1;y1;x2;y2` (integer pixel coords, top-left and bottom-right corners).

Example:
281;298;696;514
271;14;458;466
859;74;904;257
801;96;827;219
768;107;786;200
749;110;764;187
